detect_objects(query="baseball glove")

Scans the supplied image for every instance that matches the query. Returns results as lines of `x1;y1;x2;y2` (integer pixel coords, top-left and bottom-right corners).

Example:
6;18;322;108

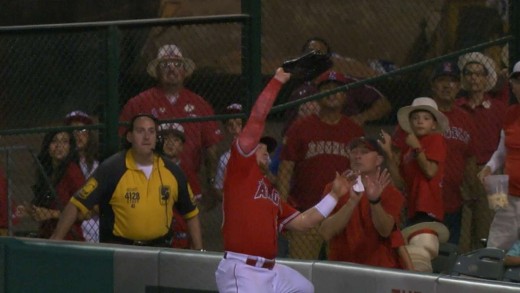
282;50;333;81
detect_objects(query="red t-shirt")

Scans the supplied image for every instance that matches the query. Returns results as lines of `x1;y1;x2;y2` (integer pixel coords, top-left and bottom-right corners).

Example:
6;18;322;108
222;140;299;259
326;184;405;269
456;95;506;165
281;114;364;210
393;106;477;213
170;161;199;249
504;104;520;197
120;87;223;190
400;133;446;221
441;107;477;212
39;162;85;240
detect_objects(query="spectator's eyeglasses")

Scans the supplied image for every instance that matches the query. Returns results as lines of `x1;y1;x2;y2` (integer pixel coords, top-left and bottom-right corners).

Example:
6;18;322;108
73;129;88;134
159;60;183;70
462;69;488;77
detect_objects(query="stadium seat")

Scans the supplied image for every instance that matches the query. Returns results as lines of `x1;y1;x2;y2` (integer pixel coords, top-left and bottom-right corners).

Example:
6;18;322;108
432;242;458;274
502;266;520;283
450;248;505;280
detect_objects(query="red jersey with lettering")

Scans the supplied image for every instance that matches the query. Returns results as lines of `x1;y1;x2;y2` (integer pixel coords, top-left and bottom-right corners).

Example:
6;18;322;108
281;115;364;210
400;133;446;221
393;106;477;213
456;95;506;164
120;87;223;191
326;183;405;268
504;104;520;197
222;140;299;259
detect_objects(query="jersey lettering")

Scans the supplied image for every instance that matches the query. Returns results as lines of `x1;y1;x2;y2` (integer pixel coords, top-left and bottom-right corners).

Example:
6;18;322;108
444;126;470;144
253;178;280;205
305;140;349;159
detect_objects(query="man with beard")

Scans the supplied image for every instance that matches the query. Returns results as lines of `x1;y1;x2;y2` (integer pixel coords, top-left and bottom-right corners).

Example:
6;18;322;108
120;44;222;207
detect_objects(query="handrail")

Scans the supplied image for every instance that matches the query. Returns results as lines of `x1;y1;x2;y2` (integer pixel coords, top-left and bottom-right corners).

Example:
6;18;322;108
0;14;250;32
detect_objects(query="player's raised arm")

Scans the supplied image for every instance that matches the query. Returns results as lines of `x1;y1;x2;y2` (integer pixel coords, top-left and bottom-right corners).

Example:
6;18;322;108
237;68;290;154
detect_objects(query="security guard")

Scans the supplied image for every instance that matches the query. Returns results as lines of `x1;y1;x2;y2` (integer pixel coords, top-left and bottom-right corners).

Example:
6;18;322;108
51;114;202;248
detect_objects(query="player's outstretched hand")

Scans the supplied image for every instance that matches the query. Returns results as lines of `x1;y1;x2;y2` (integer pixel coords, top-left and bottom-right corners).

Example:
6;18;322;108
331;170;358;199
274;67;291;84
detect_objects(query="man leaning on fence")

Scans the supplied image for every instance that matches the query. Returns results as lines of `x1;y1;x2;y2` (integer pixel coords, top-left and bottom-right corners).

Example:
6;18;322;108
51;114;203;249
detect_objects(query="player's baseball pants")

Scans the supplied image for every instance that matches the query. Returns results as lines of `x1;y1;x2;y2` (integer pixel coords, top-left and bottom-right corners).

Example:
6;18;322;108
215;251;314;293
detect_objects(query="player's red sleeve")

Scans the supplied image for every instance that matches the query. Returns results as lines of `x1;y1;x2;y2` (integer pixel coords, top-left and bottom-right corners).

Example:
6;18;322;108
238;78;283;154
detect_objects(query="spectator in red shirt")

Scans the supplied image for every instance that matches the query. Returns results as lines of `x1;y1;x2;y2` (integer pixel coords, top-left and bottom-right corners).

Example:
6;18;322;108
478;61;520;250
288;37;391;127
393;62;481;247
28;130;85;240
158;122;199;249
278;71;364;260
120;44;222;207
381;97;450;272
319;137;411;270
456;52;506;251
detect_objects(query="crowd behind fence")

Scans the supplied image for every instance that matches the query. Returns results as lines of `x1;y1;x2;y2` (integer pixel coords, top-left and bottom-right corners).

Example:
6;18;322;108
0;0;519;270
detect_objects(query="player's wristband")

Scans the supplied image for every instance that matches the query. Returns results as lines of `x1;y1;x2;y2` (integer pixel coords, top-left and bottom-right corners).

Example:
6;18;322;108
314;193;338;218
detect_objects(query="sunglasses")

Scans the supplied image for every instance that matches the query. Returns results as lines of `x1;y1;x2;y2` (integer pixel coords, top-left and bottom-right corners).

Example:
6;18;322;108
159;60;183;70
462;69;488;77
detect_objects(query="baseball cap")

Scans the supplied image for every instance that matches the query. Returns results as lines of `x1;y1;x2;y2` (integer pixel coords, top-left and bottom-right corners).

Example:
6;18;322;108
223;103;243;115
314;71;349;88
159;122;185;142
260;136;277;153
64;110;93;125
431;61;460;81
348;137;384;155
510;61;520;79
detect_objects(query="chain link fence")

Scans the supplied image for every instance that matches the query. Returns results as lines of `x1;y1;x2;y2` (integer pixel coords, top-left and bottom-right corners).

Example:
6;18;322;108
0;0;516;258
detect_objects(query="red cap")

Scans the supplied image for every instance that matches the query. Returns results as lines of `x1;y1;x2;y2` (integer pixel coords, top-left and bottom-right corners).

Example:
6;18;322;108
314;71;349;87
64;111;93;125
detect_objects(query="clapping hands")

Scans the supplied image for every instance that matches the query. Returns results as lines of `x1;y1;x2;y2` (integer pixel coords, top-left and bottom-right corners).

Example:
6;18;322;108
361;167;391;203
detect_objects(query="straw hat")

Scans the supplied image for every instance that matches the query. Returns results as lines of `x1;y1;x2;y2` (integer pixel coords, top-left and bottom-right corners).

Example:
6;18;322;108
510;61;520;79
396;97;449;134
402;221;450;244
147;44;196;79
458;52;498;92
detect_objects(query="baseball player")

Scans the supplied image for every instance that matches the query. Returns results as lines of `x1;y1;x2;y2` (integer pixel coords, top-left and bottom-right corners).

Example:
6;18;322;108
215;68;354;293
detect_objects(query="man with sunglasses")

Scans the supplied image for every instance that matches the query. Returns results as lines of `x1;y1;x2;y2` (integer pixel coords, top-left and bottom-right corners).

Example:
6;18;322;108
455;52;507;251
120;44;222;209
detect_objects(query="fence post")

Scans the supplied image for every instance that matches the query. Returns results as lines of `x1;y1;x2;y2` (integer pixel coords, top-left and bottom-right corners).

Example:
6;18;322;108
510;0;519;69
241;0;262;113
104;25;121;158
